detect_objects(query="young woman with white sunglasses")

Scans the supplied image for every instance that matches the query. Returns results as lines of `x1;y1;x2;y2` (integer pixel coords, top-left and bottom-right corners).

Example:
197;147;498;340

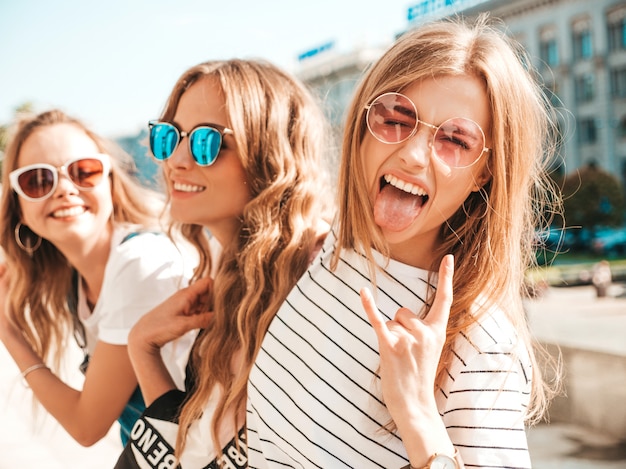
0;110;196;447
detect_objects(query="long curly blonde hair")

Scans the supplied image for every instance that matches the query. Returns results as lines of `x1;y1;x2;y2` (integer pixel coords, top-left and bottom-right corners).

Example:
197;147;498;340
335;15;562;424
156;60;334;456
0;109;166;370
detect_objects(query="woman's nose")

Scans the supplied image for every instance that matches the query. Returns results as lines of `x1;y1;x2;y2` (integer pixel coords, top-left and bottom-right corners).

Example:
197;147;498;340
398;128;432;168
53;170;79;197
166;137;194;169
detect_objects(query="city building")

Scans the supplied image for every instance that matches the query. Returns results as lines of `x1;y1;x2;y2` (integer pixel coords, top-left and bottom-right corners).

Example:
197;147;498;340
296;43;386;174
296;0;626;187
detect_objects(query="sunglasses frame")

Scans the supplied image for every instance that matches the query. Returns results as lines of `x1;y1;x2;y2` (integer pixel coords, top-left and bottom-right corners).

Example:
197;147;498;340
148;121;234;167
365;92;491;168
9;154;111;202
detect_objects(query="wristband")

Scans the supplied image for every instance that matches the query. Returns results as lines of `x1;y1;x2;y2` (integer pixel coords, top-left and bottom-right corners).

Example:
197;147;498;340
21;363;48;387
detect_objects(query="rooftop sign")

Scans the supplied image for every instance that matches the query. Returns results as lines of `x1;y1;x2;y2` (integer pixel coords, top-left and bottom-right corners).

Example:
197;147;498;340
407;0;489;22
297;41;335;62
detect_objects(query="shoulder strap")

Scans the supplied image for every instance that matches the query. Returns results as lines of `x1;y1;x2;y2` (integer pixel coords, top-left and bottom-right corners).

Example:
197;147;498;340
120;231;161;245
67;269;88;370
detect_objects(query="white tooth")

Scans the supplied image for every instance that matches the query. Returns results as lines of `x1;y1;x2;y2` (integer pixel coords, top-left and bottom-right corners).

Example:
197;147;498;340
383;174;426;196
53;206;85;218
174;182;204;193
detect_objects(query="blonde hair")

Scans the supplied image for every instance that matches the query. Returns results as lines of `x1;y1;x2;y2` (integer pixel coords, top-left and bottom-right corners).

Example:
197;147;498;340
158;60;334;455
0;109;167;369
335;15;562;424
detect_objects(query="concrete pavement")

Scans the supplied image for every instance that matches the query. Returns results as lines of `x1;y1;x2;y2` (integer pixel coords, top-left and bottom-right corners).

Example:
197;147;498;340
1;284;625;468
525;283;626;357
524;283;626;468
527;422;626;468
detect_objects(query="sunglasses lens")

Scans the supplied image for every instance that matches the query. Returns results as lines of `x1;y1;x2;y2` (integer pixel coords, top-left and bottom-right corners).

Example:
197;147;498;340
67;158;106;188
189;127;222;166
366;93;417;144
433;118;486;168
17;167;55;199
149;123;179;160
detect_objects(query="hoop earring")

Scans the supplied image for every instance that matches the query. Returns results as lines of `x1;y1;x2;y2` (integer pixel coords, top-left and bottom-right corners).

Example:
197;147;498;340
15;222;42;256
461;190;489;221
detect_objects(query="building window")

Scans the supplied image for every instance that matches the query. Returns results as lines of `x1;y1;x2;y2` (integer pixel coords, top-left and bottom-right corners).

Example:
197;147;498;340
610;67;626;98
607;8;626;51
575;74;595;102
619;116;626;139
608;18;626;51
573;28;593;60
544;82;563;107
540;38;559;67
578;118;597;144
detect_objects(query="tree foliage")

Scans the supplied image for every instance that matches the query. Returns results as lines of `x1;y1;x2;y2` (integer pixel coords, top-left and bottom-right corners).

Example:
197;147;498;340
0;121;10;153
561;162;625;228
0;102;35;175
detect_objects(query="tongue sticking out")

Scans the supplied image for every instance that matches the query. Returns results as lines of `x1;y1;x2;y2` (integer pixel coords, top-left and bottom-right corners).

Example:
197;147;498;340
374;183;426;232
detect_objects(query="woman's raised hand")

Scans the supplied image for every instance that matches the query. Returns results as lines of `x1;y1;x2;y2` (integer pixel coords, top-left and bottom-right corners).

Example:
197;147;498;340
360;255;454;426
129;276;214;352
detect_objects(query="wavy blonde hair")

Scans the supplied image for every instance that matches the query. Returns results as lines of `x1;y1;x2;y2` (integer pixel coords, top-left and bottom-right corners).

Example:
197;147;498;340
335;15;562;424
0;109;167;370
156;60;334;455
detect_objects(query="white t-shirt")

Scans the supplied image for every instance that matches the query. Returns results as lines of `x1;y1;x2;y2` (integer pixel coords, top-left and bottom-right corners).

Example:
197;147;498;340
114;236;249;469
77;225;197;390
246;228;533;468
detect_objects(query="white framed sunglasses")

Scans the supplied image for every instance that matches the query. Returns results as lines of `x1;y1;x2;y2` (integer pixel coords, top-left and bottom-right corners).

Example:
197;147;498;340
9;154;111;202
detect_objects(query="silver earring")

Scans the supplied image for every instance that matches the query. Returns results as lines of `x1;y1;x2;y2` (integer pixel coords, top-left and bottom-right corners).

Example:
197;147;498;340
15;222;42;256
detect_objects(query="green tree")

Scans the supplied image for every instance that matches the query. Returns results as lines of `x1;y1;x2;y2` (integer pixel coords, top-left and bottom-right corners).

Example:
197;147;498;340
562;161;625;229
0;102;35;176
0;124;8;152
0;124;7;176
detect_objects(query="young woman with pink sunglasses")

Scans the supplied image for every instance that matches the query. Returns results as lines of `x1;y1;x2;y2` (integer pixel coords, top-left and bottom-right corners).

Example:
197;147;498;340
246;15;563;469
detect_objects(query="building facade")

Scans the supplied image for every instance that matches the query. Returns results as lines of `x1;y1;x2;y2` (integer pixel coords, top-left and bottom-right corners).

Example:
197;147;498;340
296;0;626;186
462;0;626;183
296;45;386;173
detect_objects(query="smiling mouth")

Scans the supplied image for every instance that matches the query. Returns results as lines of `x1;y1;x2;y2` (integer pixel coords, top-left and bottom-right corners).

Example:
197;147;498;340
52;206;86;218
173;182;205;193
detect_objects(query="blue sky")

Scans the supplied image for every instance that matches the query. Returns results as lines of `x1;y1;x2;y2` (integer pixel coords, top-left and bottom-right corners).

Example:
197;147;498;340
0;0;413;138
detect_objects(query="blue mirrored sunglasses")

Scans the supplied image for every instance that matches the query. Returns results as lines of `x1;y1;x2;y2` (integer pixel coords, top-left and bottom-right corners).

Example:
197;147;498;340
148;121;234;166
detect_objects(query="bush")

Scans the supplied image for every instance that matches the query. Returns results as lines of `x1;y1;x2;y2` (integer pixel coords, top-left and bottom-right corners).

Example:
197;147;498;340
560;162;625;229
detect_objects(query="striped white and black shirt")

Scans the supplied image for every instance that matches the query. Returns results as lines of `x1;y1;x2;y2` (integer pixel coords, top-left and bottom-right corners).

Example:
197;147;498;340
247;230;532;469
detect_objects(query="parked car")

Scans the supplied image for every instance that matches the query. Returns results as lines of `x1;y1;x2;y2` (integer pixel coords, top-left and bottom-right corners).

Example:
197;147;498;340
563;227;593;252
534;226;576;253
591;226;626;256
